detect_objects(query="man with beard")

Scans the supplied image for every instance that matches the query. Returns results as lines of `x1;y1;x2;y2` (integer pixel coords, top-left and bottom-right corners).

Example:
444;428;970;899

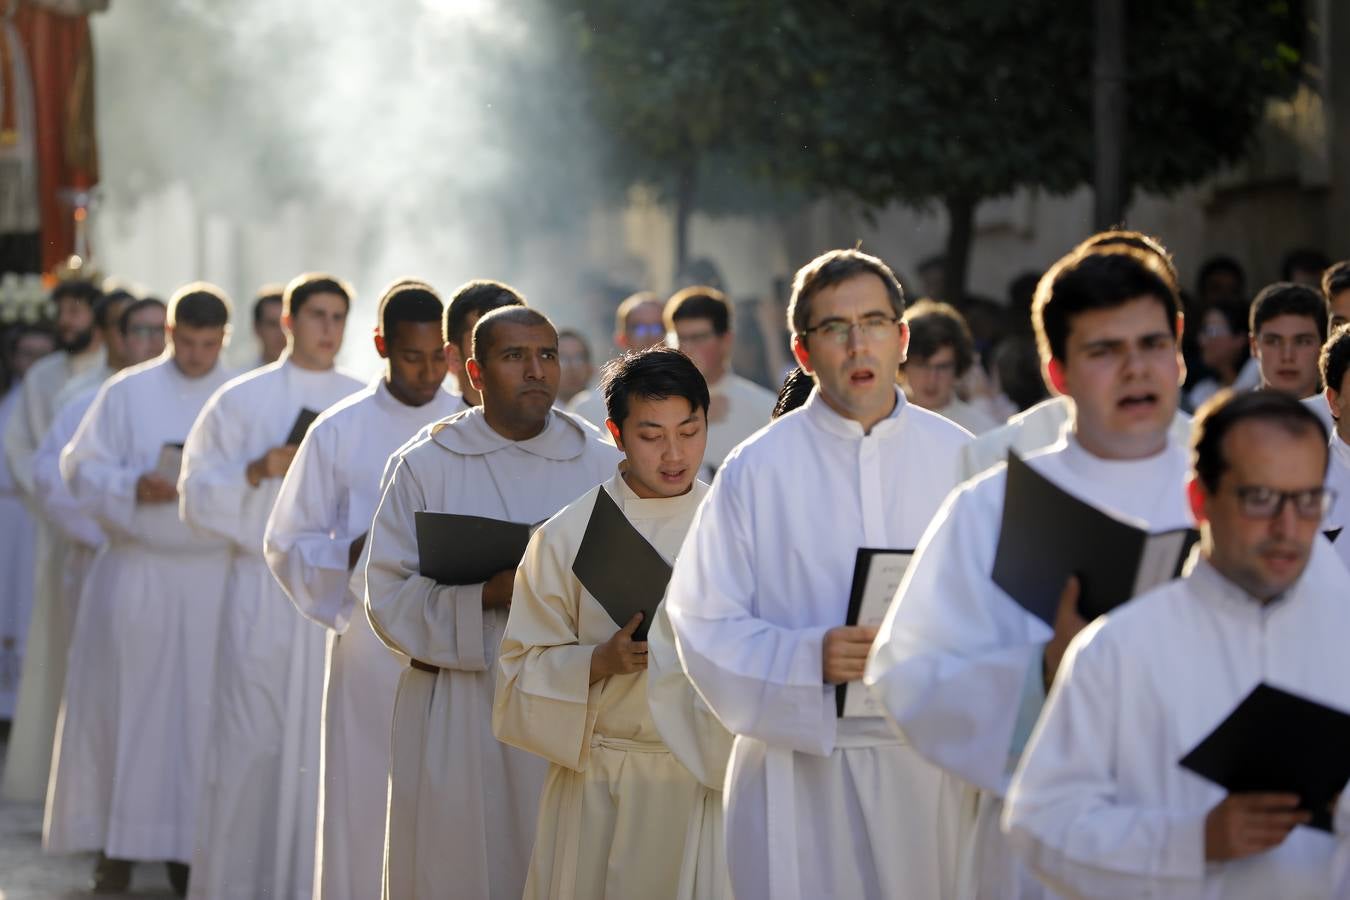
366;304;619;899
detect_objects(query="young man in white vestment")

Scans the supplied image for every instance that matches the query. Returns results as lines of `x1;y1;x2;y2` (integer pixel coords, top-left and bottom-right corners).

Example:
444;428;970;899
263;280;464;900
366;302;621;900
181;273;362;900
493;346;711;898
1;279;106;804
664;248;978;900
663;286;776;478
1318;325;1350;570
1248;282;1336;435
1005;390;1350;898
44;287;231;894
568;291;668;428
866;244;1196;897
0;327;55;720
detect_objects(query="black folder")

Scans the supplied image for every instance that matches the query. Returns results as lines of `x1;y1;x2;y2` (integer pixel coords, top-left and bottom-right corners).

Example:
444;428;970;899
1328;528;1343;544
414;511;533;586
571;488;671;643
992;452;1198;626
1179;683;1350;832
285;408;320;446
836;548;913;717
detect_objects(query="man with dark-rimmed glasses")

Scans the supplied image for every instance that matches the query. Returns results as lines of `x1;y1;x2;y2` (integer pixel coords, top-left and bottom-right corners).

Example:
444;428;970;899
665;248;976;899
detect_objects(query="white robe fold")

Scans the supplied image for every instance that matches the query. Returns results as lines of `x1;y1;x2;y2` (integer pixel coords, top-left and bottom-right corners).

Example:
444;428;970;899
646;590;734;900
1;343;105;803
1004;547;1350;899
46;355;234;862
263;379;463;900
867;433;1193;898
493;473;707;900
365;407;619;900
181;357;361;900
664;388;978;900
0;386;38;718
1325;434;1350;572
700;372;776;479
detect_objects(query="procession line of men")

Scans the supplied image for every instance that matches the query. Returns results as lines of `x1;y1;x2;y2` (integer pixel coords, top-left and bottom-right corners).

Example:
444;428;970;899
1;232;1348;900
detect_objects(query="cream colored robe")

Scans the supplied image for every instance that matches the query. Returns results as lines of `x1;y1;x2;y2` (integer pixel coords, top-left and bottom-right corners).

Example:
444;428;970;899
365;407;620;900
494;473;707;900
646;597;734;899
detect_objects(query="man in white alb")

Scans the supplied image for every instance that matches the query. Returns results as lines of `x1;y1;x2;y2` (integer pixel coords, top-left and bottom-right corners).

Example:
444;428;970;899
181;273;362;900
50;286;235;894
568;291;667;427
665;248;976;900
1005;390;1350;898
263;280;463;900
366;302;619;900
1317;325;1350;570
867;243;1196;897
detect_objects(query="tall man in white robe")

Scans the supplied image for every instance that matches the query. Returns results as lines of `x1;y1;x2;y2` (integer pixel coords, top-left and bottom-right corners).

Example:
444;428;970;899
49;287;234;894
264;281;463;900
366;302;620;900
1005;390;1350;898
1;279;105;803
182;273;362;900
664;286;776;479
665;249;977;900
1318;325;1350;570
0;327;55;720
494;346;710;899
867;243;1196;898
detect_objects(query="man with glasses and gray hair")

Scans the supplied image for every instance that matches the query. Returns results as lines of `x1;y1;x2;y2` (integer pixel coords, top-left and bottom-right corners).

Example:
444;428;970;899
665;248;976;899
1004;389;1350;898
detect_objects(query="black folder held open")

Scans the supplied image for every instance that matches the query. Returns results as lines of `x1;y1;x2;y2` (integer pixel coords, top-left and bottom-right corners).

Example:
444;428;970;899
571;487;671;643
1180;683;1350;832
836;548;913;717
285;408;320;446
992;452;1198;626
414;512;533;586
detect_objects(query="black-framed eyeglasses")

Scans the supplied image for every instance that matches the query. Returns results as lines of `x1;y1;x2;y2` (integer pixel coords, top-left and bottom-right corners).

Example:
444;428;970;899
801;314;901;346
1233;485;1336;520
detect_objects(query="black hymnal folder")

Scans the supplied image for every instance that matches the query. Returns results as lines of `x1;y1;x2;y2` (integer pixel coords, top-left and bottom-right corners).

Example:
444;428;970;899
571;488;671;643
285;408;321;446
991;452;1198;626
1180;683;1350;832
414;512;533;586
836;548;913;718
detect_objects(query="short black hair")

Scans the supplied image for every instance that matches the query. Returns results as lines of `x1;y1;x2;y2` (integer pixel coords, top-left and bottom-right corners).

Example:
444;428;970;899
50;279;101;307
282;273;352;317
1321;324;1350;401
470;305;554;360
1033;246;1181;364
600;345;710;431
788;249;905;337
169;282;232;329
1192;389;1328;493
95;289;137;331
1197;255;1246;296
377;279;443;339
444;279;526;347
665;286;731;336
252;285;284;326
1321;260;1350;301
1249;282;1328;344
772;365;814;420
1072;230;1179;285
118;297;166;335
1280;248;1330;282
903;300;976;377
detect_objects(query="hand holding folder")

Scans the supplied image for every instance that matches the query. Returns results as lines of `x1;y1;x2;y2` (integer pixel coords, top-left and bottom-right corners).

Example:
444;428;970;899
571;488;671;643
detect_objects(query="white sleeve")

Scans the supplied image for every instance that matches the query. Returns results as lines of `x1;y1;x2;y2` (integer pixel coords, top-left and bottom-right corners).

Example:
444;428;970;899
865;478;1051;794
264;422;357;632
34;399;103;547
363;457;489;669
60;381;140;538
180;389;278;553
665;465;836;756
1002;624;1208;897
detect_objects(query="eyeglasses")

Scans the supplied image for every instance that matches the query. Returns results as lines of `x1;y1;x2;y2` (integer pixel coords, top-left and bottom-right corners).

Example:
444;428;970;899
1233;485;1336;520
627;323;666;340
801;315;900;346
126;325;163;339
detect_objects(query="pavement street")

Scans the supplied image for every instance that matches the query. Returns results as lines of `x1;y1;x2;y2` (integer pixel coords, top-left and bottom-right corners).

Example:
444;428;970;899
0;735;175;899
